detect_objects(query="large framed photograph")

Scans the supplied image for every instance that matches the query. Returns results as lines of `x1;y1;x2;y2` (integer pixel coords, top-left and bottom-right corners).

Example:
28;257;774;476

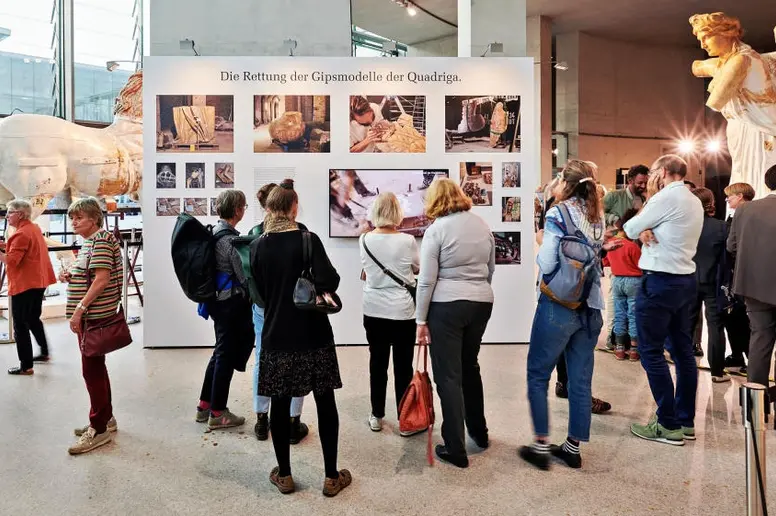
460;162;493;206
493;232;521;265
156;95;234;153
254;95;331;153
349;95;426;153
445;96;521;153
329;169;448;238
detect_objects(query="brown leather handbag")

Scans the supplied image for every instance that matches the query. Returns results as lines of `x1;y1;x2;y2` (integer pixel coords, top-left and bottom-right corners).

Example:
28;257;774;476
78;246;132;357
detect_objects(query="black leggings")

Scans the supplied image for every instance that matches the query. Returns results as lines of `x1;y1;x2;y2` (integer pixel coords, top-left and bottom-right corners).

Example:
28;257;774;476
556;356;568;385
271;390;339;478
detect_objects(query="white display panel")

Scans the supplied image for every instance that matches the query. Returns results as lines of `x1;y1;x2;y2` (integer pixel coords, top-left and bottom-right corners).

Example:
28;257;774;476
143;57;536;347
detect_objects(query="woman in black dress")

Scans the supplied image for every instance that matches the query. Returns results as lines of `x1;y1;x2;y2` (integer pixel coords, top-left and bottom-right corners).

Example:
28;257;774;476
251;179;352;497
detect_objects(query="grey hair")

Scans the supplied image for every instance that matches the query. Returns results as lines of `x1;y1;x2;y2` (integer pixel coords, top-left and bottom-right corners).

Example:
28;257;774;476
67;197;104;227
370;192;404;228
216;189;247;220
651;154;688;179
7;199;32;220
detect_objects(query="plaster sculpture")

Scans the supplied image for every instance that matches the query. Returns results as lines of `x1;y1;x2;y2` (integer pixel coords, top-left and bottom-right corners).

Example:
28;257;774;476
690;13;776;198
0;70;143;221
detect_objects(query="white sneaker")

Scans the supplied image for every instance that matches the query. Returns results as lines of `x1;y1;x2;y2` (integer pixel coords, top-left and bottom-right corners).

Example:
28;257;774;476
68;427;112;455
368;414;383;432
400;427;427;437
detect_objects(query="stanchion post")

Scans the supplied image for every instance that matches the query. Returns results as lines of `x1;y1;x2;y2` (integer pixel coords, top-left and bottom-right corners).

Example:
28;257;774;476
741;383;768;516
122;239;129;321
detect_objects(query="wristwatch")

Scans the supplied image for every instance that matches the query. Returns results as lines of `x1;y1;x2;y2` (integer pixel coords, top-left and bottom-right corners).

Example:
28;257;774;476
76;302;88;314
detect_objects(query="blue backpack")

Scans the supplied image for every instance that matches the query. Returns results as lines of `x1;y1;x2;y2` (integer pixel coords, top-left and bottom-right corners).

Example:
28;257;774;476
539;203;601;310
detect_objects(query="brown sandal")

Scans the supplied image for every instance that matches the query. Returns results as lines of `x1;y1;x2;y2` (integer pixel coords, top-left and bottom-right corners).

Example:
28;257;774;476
322;469;352;497
270;467;295;494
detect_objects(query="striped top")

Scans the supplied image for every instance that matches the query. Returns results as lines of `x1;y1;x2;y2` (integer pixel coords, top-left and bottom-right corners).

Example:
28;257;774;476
66;230;123;320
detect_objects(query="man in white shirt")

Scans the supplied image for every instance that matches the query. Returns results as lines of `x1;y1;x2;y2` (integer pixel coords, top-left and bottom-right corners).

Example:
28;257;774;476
349;96;385;153
623;154;704;446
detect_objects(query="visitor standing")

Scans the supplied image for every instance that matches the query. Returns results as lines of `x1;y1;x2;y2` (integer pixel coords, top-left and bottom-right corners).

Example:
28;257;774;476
416;178;494;469
625;155;703;446
360;192;419;434
1;200;56;375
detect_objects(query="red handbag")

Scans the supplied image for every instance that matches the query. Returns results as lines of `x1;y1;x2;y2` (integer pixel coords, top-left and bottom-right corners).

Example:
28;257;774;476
398;344;436;465
77;246;132;357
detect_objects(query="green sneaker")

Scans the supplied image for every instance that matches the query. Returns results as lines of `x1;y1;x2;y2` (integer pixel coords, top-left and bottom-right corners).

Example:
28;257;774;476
208;409;245;430
630;417;684;446
681;427;696;441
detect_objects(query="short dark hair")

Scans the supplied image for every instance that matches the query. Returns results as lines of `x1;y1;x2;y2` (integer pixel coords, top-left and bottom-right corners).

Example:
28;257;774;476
627;165;649;181
766;164;776;191
256;183;277;209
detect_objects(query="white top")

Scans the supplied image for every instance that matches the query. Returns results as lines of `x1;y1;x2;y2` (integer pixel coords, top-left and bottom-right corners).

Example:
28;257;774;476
349;102;384;152
624;180;704;275
415;211;495;323
360;232;419;320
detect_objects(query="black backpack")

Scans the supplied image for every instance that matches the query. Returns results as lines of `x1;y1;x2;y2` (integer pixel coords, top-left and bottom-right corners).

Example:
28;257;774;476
171;213;232;303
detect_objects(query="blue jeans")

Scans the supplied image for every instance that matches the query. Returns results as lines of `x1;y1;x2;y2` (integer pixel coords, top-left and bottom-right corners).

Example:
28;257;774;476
635;272;697;430
252;305;304;416
612;276;640;341
527;295;603;442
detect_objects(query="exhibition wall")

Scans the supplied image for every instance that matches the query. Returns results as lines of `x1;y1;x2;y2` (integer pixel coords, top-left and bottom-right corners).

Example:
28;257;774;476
143;57;536;348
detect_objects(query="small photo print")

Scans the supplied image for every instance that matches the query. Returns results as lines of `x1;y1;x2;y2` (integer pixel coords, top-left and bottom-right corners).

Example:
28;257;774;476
502;197;521;222
155;95;234;153
445;96;521;153
183;198;208;217
254;95;331;153
185;163;205;189
156;198;181;217
210;198;218;217
502;162;521;188
349;95;426;153
460;162;493;206
494;232;521;265
215;162;235;189
156;163;177;189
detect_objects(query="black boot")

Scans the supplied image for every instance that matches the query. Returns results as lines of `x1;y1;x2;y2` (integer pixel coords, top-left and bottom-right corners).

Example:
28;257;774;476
555;381;568;399
254;413;269;441
289;416;309;445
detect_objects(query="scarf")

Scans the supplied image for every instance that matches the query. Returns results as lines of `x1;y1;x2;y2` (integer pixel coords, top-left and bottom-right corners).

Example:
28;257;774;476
263;214;298;234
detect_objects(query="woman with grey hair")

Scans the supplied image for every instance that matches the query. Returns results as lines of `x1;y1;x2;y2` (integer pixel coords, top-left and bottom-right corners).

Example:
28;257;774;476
1;199;56;375
195;189;254;431
62;197;123;454
359;192;420;433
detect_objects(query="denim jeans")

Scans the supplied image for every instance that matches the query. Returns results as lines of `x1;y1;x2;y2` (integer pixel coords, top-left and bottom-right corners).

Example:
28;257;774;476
612;276;640;341
635;272;697;430
527;295;603;442
252;305;304;416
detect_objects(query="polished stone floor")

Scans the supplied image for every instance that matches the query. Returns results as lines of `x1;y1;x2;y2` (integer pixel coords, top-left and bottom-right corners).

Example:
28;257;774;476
1;317;772;516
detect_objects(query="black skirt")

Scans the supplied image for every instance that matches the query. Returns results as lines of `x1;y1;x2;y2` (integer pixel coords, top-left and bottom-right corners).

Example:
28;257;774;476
258;345;342;397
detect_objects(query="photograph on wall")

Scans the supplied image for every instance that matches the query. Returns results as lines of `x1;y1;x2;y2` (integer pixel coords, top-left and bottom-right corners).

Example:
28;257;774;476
502;162;521;187
253;95;330;153
156;163;176;189
494;232;521;265
210;197;218;217
215;162;235;189
349;95;426;153
185;163;205;189
460;162;493;206
155;95;234;153
329;169;448;238
445;96;521;153
156;198;181;217
502;197;521;222
183;198;208;217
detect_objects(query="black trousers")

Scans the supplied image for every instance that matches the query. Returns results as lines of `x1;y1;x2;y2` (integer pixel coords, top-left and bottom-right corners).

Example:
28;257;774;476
427;300;493;457
200;296;255;411
363;315;416;419
724;300;750;359
12;288;48;370
271;390;339;478
556;355;568;385
745;297;776;392
690;283;726;376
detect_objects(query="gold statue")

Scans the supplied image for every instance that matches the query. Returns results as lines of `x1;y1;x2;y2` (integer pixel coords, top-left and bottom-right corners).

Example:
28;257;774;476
690;13;776;198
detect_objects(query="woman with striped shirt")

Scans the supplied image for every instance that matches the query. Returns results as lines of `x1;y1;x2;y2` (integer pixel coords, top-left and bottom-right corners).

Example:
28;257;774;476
62;198;124;455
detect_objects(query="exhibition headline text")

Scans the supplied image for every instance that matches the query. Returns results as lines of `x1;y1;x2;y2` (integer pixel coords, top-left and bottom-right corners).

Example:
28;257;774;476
220;70;462;85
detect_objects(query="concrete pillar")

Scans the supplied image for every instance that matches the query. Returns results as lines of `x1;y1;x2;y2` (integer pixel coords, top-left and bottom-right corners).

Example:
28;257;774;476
527;16;553;186
555;32;580;162
457;0;471;57
150;0;352;57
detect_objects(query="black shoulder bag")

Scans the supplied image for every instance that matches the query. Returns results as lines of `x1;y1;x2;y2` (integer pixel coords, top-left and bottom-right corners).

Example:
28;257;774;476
362;236;417;303
293;231;342;314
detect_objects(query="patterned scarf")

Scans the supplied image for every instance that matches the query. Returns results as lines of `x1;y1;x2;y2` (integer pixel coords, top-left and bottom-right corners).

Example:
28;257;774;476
263;214;298;234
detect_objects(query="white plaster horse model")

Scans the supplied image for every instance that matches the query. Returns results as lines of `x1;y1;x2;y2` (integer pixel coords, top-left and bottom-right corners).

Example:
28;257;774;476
0;70;144;221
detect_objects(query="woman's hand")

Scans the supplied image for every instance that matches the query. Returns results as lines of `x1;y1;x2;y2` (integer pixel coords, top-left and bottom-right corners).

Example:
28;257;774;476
69;311;83;334
416;324;431;345
602;239;623;252
59;269;72;283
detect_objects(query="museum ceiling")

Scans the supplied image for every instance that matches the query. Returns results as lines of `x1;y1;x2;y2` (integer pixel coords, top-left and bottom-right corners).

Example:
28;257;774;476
353;0;776;51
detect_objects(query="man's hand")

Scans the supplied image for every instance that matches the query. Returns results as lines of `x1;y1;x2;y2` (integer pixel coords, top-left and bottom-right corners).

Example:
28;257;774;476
639;230;658;247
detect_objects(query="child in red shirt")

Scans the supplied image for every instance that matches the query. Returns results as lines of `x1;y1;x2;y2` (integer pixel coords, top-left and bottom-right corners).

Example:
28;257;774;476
602;209;642;361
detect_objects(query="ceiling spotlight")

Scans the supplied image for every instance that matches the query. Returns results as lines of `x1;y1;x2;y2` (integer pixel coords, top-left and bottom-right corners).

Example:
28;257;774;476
552;148;559;156
106;61;120;72
678;139;695;154
553;61;569;71
706;139;721;153
407;4;417;16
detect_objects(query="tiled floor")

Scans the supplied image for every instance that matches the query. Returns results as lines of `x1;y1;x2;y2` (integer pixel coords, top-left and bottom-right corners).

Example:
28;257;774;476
0;317;771;516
